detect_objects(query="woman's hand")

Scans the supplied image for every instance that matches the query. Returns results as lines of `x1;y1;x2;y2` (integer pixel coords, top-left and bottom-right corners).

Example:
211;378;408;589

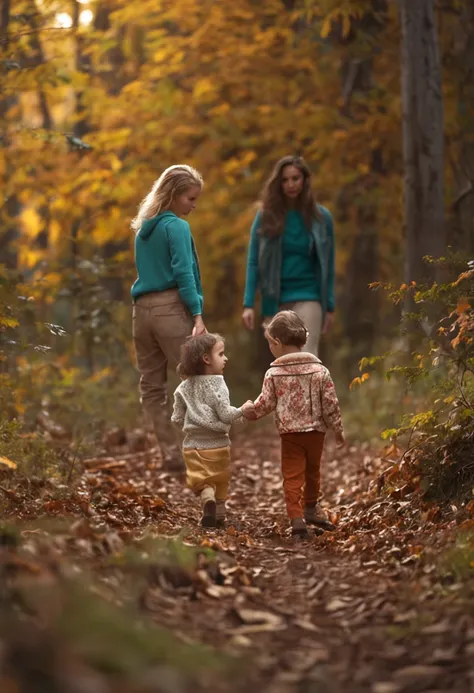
242;308;255;331
192;315;207;336
323;311;334;335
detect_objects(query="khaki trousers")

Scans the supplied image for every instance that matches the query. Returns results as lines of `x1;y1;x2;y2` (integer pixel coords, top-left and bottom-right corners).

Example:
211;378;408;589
132;290;193;453
279;300;323;357
183;446;231;500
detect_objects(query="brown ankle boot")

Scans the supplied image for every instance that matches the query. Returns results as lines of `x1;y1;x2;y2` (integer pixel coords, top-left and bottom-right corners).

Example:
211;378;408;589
304;503;335;530
216;500;226;526
200;487;217;528
291;517;308;536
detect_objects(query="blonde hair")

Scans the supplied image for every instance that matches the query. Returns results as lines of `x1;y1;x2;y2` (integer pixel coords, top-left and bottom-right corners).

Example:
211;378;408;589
265;310;308;348
131;165;203;232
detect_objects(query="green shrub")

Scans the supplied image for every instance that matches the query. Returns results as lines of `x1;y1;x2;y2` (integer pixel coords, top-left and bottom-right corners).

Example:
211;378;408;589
353;260;474;502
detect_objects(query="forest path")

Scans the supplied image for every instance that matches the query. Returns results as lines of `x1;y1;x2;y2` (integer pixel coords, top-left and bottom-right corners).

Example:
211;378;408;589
1;423;472;692
137;424;473;693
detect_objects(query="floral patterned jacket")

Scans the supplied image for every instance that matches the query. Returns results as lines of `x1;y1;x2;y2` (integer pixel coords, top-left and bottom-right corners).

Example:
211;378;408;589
253;352;343;437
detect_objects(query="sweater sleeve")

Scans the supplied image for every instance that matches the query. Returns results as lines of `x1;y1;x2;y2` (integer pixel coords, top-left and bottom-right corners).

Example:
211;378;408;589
167;218;202;316
171;390;186;429
243;210;261;308
324;209;336;313
212;380;242;425
314;370;343;437
253;371;277;418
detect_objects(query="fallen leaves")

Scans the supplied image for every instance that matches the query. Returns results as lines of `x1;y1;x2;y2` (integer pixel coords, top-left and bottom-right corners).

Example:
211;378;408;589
0;424;473;692
0;455;17;469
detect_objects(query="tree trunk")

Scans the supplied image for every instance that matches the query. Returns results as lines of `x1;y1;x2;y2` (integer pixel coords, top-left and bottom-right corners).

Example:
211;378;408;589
0;0;19;269
449;0;474;256
331;1;388;375
399;0;445;285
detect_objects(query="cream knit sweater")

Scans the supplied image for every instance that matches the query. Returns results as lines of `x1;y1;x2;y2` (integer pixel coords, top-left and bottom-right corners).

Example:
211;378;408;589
171;375;243;449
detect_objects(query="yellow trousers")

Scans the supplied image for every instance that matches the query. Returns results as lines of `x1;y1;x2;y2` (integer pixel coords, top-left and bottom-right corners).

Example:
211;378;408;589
183;446;231;500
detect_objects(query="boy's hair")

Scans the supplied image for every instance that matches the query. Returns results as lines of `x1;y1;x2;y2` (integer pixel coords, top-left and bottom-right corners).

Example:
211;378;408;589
177;333;224;378
265;310;308;348
131;164;203;232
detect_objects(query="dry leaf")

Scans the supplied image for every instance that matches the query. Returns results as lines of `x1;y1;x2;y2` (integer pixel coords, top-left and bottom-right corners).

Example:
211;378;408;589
293;618;321;633
0;455;17;469
326;598;351;613
235;608;285;628
393;665;444;685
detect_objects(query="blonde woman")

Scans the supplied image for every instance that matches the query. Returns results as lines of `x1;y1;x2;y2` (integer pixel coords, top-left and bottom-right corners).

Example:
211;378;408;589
131;165;206;471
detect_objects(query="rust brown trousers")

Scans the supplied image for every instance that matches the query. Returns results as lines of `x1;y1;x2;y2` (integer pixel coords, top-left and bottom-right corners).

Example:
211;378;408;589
280;430;325;519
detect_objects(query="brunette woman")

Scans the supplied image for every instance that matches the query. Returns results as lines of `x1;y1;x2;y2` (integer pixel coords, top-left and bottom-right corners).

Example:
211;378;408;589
242;155;336;356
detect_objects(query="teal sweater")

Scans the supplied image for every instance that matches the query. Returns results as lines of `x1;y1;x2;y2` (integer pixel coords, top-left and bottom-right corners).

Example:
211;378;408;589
131;212;203;316
243;207;335;317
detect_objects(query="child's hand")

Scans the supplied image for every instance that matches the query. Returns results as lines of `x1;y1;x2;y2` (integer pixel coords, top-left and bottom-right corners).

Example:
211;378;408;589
241;400;257;420
335;433;346;449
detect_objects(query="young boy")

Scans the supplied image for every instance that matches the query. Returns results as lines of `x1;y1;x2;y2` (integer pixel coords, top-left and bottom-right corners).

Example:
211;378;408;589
242;311;344;536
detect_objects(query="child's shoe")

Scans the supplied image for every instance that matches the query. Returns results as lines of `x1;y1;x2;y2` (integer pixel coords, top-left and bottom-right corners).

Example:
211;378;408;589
304;503;335;531
291;517;308;536
200;487;217;527
216;500;226;526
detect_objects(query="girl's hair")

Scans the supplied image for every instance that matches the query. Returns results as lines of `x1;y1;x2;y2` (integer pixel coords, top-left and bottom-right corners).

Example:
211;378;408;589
131;164;203;232
177;333;224;378
260;155;321;238
265;310;308;348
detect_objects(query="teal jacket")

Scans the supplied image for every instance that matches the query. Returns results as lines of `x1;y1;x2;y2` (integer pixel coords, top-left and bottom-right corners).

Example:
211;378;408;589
131;212;203;316
243;206;335;319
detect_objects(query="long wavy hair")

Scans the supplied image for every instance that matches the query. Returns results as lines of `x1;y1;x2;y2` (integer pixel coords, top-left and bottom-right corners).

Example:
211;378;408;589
131;165;203;233
260;156;321;238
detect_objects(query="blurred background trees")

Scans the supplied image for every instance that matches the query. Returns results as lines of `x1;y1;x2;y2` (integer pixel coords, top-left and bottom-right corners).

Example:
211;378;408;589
0;0;472;446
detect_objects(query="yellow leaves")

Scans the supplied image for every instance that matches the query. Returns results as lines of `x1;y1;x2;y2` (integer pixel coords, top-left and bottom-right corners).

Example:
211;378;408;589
223;151;257;177
320;7;362;40
49;222;62;249
89;367;112;384
192;78;216;103
321;15;333;39
209;103;230;117
20;207;41;239
20;248;44;270
0;455;17;470
349;372;370;390
0;316;19;329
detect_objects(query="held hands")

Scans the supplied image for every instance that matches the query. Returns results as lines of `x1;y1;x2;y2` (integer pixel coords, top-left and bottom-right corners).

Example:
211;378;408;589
192;315;207;336
241;400;257;420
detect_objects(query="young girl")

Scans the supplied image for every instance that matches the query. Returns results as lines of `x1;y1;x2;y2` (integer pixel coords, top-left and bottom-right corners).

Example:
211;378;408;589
131;165;206;472
172;333;253;527
241;311;344;536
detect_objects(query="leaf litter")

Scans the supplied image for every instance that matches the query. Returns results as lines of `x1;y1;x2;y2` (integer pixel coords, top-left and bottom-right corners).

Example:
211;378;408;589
0;422;473;692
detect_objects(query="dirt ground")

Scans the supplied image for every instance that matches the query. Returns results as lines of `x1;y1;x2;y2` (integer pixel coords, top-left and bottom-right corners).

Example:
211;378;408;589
1;422;473;693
